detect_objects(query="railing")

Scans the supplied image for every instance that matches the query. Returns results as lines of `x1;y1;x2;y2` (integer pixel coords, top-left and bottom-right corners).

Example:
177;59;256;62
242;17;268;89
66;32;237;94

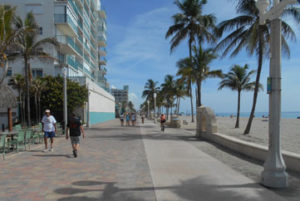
78;19;83;30
54;14;78;36
91;51;96;61
68;0;82;16
67;56;78;70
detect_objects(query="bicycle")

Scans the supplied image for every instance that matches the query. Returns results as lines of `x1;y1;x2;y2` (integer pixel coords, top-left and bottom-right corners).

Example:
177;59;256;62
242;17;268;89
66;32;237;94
160;122;165;132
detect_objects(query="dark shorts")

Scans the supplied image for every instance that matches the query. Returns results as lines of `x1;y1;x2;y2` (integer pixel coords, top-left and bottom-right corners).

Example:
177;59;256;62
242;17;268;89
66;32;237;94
44;131;55;138
70;136;80;145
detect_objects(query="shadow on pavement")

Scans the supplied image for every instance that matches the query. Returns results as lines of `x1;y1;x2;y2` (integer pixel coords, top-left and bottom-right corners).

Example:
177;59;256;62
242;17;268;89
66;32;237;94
54;176;272;201
33;154;71;158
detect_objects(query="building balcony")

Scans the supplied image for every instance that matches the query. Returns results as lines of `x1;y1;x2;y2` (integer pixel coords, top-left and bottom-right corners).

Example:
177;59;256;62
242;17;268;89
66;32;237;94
66;55;83;71
99;48;106;57
99;10;106;19
56;35;83;56
54;13;78;37
99;57;107;66
56;35;76;55
98;35;106;47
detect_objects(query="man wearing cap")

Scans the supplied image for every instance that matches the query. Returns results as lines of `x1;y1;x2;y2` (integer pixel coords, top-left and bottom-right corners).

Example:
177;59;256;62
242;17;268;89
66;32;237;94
41;109;57;152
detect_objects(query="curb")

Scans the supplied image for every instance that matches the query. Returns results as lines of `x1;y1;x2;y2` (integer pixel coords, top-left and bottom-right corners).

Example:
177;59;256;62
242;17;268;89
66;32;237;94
200;132;300;173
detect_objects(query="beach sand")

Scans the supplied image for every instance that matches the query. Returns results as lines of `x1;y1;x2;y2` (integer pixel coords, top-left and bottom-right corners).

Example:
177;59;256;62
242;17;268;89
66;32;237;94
179;116;300;154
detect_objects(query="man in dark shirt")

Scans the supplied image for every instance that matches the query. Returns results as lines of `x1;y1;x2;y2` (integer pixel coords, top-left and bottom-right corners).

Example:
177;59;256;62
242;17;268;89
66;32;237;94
66;114;85;158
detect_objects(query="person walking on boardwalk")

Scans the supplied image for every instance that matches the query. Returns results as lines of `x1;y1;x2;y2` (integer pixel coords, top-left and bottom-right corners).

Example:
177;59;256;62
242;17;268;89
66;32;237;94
141;114;145;124
160;114;166;132
131;113;136;126
66;113;85;158
41;109;57;152
126;113;131;126
120;112;124;126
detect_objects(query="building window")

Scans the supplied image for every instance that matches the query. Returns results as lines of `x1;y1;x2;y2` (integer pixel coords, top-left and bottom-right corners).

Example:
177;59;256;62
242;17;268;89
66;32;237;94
6;68;12;77
26;4;43;14
32;69;43;78
39;27;43;35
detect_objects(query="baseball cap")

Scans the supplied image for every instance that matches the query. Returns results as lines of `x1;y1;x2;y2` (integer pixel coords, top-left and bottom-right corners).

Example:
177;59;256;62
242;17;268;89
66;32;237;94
45;109;50;113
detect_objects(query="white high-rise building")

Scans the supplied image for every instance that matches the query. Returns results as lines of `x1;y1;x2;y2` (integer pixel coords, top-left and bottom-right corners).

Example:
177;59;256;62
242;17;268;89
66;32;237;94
0;0;115;126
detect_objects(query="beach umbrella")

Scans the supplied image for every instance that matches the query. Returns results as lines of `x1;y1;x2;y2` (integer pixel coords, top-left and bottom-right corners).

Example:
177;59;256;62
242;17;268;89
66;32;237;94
0;84;17;131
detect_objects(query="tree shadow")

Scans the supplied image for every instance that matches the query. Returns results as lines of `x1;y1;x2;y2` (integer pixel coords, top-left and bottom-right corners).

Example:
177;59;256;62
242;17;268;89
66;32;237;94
33;154;71;158
54;175;285;201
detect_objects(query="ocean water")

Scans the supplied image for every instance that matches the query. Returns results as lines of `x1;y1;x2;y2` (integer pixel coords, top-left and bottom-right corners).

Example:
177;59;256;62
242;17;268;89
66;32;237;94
215;112;300;119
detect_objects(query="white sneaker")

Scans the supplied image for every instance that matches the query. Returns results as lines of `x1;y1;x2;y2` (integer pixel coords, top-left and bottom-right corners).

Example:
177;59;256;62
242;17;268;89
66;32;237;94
50;148;54;152
43;149;48;152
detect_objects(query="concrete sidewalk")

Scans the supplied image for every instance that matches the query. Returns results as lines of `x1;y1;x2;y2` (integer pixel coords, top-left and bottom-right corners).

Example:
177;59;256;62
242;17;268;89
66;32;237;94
0;119;297;201
140;121;288;201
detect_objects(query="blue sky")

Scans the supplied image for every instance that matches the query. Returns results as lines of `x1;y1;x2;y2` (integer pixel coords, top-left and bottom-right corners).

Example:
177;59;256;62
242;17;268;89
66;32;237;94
102;0;300;113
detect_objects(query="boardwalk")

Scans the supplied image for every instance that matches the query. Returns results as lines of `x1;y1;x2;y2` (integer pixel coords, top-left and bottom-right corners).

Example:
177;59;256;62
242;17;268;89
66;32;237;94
0;119;299;201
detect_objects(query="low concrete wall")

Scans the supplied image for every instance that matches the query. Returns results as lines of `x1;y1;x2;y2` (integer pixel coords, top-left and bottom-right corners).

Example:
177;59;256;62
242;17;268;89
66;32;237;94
201;132;300;173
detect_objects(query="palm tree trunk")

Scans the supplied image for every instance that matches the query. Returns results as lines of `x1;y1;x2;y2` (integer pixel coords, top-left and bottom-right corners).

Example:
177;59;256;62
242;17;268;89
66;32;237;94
199;80;202;106
38;98;40;122
189;41;194;123
235;90;241;128
24;58;31;127
0;61;9;85
18;89;23;125
166;107;169;120
177;98;181;114
35;93;38;124
195;87;199;107
244;27;264;134
22;94;26;127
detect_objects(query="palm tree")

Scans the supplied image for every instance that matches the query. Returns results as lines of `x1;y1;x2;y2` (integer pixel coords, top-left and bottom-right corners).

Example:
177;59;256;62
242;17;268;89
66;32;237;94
174;78;188;114
166;0;216;57
216;0;300;134
161;75;176;119
128;101;135;112
142;79;160;111
31;78;46;123
14;12;59;126
192;44;223;106
177;57;195;122
0;6;21;84
219;64;262;128
9;74;25;125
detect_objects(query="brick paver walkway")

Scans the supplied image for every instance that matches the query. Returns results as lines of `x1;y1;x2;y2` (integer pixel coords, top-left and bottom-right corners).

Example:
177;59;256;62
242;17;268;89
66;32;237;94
0;120;156;201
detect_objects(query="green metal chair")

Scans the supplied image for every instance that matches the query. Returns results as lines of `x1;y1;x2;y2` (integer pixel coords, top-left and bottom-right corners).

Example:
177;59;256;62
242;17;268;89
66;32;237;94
9;131;25;152
13;124;22;131
32;128;41;144
56;122;64;135
0;135;8;160
25;130;33;150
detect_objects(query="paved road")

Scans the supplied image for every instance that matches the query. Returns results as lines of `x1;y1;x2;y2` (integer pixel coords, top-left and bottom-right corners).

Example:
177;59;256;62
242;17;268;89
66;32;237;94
1;119;299;201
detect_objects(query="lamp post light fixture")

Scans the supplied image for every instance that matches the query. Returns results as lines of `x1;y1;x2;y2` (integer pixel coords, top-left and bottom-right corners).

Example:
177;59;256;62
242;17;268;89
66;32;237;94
255;0;299;188
147;100;150;119
153;92;157;123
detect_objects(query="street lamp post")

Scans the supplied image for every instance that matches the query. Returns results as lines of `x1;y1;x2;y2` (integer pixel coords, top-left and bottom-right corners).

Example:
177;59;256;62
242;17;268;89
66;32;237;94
147;100;150;119
256;0;299;188
154;93;157;123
